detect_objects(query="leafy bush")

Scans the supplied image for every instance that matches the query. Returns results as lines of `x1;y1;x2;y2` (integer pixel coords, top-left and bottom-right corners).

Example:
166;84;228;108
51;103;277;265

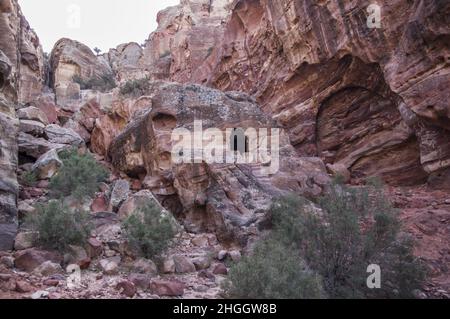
269;180;426;298
49;149;109;200
119;77;151;97
73;73;116;92
26;200;92;252
21;170;37;187
122;201;176;259
224;238;325;299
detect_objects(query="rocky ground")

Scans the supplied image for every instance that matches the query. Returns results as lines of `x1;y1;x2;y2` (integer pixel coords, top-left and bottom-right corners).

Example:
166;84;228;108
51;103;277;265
0;178;448;299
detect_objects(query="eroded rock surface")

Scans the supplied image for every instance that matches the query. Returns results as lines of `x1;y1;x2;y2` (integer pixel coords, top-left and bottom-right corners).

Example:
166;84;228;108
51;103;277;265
205;0;450;186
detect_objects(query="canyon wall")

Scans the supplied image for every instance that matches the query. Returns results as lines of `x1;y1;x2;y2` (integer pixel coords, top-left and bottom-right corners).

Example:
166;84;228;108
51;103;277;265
204;0;450;186
142;0;449;187
0;0;45;250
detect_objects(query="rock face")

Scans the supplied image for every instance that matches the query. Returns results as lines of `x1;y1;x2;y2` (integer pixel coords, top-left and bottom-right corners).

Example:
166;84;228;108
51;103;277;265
141;0;234;82
108;81;329;244
0;0;45;250
203;0;450;187
50;38;113;110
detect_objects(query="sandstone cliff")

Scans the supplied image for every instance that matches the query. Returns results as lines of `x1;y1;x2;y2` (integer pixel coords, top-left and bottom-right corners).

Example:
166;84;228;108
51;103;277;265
201;0;450;187
0;0;45;250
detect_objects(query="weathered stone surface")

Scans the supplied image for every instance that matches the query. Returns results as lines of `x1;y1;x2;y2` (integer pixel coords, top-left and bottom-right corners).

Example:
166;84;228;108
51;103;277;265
150;280;185;297
17;106;49;125
130;258;157;276
108;81;329;244
33;261;64;277
116;280;136;298
141;0;234;83
117;190;158;220
14;249;62;272
31;149;62;179
18;132;65;159
19;119;45;136
192;256;211;270
50;38;113;110
107;42;144;83
173;255;196;274
99;257;119;275
109;179;130;211
45;124;84;146
86;237;103;259
206;0;450;186
0;0;45;104
64;245;90;269
14;231;38;250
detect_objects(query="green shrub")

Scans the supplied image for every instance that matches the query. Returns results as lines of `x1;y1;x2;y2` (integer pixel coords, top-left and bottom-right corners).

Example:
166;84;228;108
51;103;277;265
224;237;325;299
122;201;176;259
26;200;92;252
21;170;37;187
269;181;426;298
49;149;109;200
73;73;116;92
119;77;151;97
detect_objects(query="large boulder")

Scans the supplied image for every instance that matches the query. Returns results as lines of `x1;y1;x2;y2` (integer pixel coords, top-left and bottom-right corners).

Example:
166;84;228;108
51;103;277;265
17;106;49;125
108;81;330;245
45;124;84;146
31;149;63;179
14;249;62;272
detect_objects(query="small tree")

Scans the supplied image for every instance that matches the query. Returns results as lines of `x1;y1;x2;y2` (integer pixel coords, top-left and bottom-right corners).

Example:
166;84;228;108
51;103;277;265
26;200;92;252
269;180;426;298
224;237;325;299
122;201;176;259
49;148;109;200
93;47;101;56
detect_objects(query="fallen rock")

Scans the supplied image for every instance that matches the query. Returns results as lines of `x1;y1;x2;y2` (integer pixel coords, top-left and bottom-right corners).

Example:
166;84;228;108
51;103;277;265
162;258;175;274
150;280;185;297
64;245;91;269
326;163;351;183
90;194;109;213
173;255;196;274
109;179;130;211
18;132;65;159
100;258;119;275
17;106;49;125
14;249;62;272
117;190;156;220
45;124;84;146
116;280;137;298
15;280;33;293
86;237;103;259
129;273;151;291
217;250;227;261
131;258;157;275
19;120;45;136
0;256;14;269
33;261;64;277
192;256;211;271
18;201;36;218
14;231;38;250
31;149;62;179
212;263;228;275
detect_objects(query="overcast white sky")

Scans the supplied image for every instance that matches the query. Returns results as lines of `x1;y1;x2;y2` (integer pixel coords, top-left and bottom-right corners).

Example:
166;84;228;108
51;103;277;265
19;0;179;53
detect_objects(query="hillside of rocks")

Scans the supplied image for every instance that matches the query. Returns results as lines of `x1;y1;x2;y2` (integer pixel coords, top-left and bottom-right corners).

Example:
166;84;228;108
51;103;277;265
0;0;449;299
